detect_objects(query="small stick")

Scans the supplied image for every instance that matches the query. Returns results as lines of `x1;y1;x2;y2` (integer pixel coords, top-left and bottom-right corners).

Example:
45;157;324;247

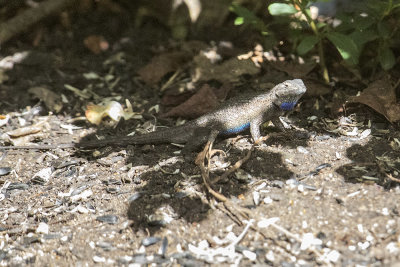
212;135;269;184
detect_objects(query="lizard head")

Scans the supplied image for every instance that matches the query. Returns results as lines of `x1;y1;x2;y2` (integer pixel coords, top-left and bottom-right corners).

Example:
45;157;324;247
273;79;306;111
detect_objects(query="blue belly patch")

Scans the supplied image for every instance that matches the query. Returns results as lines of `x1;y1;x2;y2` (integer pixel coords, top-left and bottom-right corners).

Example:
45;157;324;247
223;122;250;134
280;101;296;111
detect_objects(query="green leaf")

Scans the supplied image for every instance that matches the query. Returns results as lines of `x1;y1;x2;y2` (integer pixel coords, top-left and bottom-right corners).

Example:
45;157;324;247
352;16;375;30
394;0;400;9
349;29;378;48
379;46;396;70
377;22;390;38
297;36;319;55
366;0;388;17
326;32;360;65
234;17;244;25
230;4;260;24
316;22;327;29
230;3;268;33
268;3;298;16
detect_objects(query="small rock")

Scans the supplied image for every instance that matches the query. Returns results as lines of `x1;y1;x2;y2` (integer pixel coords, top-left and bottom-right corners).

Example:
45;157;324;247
96;215;118;224
243;250;257;261
93;255;106;263
0;167;12;176
253;191;260;205
297;146;309;154
128;192;142;203
141;237;161;247
7;183;29;191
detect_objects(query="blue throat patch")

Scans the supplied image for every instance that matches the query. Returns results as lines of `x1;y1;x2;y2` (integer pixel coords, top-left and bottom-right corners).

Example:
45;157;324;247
223;122;250;135
280;102;296;111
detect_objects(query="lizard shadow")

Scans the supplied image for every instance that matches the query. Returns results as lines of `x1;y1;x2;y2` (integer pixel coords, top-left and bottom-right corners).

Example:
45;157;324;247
68;114;311;234
120;133;307;234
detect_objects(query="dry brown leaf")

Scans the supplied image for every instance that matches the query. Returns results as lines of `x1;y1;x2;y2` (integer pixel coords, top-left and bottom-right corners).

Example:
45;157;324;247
193;55;260;83
4;123;48;146
138;51;191;85
162;84;219;118
7;126;42;138
272;61;316;78
303;79;331;96
161;82;231;108
28;86;63;112
348;78;400;122
161;91;194;107
84;35;109;54
4;132;47;146
213;82;232;101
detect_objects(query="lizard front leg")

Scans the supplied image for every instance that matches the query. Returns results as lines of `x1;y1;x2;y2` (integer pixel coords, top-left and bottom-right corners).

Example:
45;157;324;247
250;116;263;142
271;116;291;132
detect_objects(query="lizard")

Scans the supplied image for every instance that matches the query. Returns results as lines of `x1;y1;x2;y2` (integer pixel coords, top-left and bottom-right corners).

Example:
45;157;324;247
0;79;307;151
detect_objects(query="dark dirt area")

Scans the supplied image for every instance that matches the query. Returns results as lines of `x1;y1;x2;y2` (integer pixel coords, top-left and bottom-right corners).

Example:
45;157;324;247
0;2;400;266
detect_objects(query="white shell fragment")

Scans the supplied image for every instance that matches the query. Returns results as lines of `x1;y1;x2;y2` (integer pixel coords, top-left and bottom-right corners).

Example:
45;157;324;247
359;129;371;139
31;167;53;184
36;222;49;234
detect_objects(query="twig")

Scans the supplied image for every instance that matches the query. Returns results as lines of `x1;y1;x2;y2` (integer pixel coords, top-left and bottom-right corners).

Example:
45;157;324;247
196;140;228;202
212;136;269;184
226;219;254;248
386;173;400;183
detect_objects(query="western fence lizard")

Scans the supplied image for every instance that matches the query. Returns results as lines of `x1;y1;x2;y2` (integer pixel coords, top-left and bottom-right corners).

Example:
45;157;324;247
0;79;306;150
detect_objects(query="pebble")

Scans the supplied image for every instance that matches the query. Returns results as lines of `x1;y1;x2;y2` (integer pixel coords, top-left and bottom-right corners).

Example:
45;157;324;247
243;250;257;261
253;191;260;205
7;183;30;191
106;187;120;194
128;192;142;203
160;237;168;256
103;179;122;185
93;255;106;263
297;146;309;154
70;189;93;202
0;167;11;176
96;241;114;251
142;237;161;247
325;249;340;262
96;215;119;224
359;129;371;139
263;196;273;204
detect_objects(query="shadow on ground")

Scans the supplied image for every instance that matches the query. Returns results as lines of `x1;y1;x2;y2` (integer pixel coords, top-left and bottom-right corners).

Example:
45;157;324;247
336;135;400;188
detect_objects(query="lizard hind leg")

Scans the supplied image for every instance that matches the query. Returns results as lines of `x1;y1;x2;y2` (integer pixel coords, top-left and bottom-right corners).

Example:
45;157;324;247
181;127;215;155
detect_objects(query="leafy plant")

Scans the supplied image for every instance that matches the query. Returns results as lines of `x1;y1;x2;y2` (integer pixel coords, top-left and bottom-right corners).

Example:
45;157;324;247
231;0;400;83
230;3;269;35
